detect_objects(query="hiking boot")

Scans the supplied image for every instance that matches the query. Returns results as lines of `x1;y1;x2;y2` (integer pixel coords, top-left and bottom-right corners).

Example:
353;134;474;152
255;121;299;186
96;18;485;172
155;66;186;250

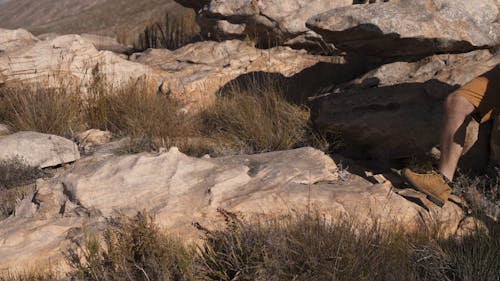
402;168;452;207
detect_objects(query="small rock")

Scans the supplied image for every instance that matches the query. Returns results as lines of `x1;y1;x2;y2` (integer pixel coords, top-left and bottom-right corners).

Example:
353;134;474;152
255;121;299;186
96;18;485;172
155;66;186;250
454;217;488;240
75;129;112;154
0;131;80;168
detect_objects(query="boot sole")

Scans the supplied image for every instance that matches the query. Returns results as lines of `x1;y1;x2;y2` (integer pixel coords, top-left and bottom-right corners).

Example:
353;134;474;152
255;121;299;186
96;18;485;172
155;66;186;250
403;175;445;208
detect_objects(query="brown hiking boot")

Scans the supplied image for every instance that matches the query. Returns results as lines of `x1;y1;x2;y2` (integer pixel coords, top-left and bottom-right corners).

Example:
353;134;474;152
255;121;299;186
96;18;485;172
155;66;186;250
402;168;452;207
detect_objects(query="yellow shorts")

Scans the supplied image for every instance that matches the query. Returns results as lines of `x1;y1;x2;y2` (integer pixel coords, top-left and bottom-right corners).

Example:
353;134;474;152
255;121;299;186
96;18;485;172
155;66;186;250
454;65;500;123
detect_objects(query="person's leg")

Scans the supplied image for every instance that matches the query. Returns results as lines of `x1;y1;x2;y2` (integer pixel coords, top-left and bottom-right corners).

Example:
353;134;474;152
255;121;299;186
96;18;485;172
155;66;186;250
438;92;475;181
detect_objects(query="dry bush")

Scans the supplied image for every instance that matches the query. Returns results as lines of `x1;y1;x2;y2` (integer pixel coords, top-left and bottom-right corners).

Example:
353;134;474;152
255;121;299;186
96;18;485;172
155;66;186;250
0;86;83;138
202;77;312;155
197;211;500;281
0;75;327;156
0;271;56;281
6;211;494;280
0;157;48;219
84;82;205;154
135;12;200;50
67;211;195;281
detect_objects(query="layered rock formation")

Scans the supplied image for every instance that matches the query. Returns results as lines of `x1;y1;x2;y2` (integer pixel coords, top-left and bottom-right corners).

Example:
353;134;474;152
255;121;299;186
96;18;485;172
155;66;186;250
0;147;471;274
0;31;154;92
176;0;354;52
307;0;500;58
0;29;353;109
311;50;500;160
0;28;39;53
136;39;349;108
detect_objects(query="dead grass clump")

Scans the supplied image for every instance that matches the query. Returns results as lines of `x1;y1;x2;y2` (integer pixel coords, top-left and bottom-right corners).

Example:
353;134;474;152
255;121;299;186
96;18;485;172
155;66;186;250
0;86;82;138
197;211;500;281
452;166;499;221
0;157;46;190
0;76;328;156
0;271;56;281
0;157;47;219
84;83;204;154
202;79;311;155
67;211;195;281
136;12;200;51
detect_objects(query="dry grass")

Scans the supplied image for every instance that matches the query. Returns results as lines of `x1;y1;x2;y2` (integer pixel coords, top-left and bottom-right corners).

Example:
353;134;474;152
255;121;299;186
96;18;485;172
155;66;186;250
84;81;204;154
0;272;56;281
196;211;499;281
0;157;48;219
67;211;195;281
0;86;83;138
3;210;498;281
135;12;200;50
202;77;318;155
0;75;323;156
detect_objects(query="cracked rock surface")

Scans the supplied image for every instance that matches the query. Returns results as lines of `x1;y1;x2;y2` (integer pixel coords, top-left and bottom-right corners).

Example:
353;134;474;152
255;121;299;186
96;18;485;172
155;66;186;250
0;147;470;274
307;0;500;58
176;0;353;52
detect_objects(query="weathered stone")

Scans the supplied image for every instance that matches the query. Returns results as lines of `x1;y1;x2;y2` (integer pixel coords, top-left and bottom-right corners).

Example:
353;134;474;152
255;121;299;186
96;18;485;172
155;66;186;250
136;40;346;109
0;32;155;93
0;124;10;136
0;147;469;274
177;0;353;52
0;131;80;168
75;129;112;154
311;50;500;159
307;0;500;58
0;28;38;53
80;34;133;54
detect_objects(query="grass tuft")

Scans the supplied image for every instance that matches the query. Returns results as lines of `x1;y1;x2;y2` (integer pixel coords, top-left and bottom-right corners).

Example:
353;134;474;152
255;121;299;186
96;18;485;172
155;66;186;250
0;86;82;138
135;12;200;51
67;211;195;281
195;211;500;281
0;157;48;219
202;77;312;155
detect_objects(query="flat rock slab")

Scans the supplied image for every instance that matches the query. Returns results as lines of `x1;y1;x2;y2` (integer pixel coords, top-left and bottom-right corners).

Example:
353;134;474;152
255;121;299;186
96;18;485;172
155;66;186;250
0;147;471;275
307;0;500;58
0;131;80;168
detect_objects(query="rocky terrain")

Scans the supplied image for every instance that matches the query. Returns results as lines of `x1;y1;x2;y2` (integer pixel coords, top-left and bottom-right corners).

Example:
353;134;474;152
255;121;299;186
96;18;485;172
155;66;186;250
0;0;499;278
0;0;194;45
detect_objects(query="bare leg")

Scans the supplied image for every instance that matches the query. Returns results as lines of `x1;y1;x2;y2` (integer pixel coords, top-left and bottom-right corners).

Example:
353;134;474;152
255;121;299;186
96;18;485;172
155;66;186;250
439;93;475;181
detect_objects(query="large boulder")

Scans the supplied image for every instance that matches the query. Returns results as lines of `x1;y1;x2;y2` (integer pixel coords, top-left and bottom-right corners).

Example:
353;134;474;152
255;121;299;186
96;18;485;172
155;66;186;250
0;147;469;274
307;0;500;58
0;30;155;93
135;40;351;109
176;0;353;53
311;50;500;160
0;131;80;168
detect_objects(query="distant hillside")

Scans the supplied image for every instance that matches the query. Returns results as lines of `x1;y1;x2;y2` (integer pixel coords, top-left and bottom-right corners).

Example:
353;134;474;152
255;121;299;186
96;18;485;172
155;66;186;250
0;0;195;44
